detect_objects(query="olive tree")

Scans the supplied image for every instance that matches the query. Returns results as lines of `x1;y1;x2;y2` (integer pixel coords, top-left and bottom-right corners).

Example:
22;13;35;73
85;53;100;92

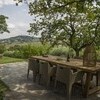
14;0;100;57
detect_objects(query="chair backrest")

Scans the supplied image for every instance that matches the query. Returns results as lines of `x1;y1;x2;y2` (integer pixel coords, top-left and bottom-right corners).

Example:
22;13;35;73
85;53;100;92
39;61;48;75
28;58;39;73
56;65;73;83
48;64;57;77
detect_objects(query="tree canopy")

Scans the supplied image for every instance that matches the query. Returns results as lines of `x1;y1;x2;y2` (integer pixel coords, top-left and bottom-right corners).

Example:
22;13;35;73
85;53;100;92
15;0;100;12
0;15;9;34
14;0;100;57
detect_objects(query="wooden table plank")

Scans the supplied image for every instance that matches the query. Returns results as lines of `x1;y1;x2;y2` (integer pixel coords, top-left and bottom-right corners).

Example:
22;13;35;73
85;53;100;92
31;56;100;72
88;86;100;95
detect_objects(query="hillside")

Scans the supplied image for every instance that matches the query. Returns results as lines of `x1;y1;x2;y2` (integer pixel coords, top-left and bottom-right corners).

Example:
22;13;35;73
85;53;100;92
0;35;39;44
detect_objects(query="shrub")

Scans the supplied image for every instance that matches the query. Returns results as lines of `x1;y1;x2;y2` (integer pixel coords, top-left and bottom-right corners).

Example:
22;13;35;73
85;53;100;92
49;46;75;57
3;51;15;57
0;80;10;100
8;45;21;51
20;44;49;58
49;46;68;56
4;43;50;59
0;44;6;54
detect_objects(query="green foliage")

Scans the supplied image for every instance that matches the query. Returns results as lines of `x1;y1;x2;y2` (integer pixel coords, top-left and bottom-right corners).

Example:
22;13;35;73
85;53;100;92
26;0;99;57
49;47;68;56
0;80;10;99
15;0;100;13
3;51;14;57
0;56;24;64
14;0;100;57
0;15;9;34
0;91;4;100
96;49;100;61
3;43;100;61
16;43;49;58
5;43;50;59
49;46;75;57
0;44;6;54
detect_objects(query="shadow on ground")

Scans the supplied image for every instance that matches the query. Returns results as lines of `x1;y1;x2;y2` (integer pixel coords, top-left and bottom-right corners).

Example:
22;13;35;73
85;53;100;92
0;62;100;100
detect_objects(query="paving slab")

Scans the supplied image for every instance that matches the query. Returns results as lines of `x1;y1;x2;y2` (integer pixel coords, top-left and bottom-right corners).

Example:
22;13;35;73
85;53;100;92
0;62;100;100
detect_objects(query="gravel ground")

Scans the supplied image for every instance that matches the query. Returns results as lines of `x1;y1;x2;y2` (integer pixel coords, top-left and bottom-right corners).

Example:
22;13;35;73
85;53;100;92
0;61;100;100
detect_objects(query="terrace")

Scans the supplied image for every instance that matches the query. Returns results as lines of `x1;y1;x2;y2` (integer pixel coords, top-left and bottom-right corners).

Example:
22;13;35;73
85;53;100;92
0;61;100;100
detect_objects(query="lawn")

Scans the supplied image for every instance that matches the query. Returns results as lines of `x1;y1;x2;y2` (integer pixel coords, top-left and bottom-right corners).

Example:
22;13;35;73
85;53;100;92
0;56;24;64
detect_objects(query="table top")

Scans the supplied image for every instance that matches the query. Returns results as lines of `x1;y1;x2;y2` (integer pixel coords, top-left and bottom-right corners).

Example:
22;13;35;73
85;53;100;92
31;55;100;72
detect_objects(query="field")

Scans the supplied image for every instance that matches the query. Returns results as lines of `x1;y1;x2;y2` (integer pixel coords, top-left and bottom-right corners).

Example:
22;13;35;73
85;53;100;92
0;42;100;62
0;56;24;64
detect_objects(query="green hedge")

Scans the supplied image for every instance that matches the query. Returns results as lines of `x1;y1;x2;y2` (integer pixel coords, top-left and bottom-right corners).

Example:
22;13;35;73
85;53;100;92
3;43;100;60
49;46;75;57
0;44;6;54
4;43;50;59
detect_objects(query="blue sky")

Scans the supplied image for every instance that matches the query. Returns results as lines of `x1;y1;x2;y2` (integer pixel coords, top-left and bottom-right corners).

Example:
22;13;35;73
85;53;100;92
0;0;33;39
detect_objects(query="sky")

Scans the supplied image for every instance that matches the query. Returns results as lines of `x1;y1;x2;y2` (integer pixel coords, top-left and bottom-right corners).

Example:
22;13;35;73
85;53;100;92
0;0;33;39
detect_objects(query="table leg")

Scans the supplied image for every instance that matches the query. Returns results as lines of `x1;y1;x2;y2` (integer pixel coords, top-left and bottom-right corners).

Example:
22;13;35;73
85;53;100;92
97;71;100;86
83;72;92;98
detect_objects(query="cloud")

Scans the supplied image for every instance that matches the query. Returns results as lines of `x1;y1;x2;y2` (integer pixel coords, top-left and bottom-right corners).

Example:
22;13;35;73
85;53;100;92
0;25;29;39
22;9;27;12
0;0;22;7
0;1;3;7
17;22;28;27
4;0;15;5
0;0;33;39
8;23;16;28
0;0;14;8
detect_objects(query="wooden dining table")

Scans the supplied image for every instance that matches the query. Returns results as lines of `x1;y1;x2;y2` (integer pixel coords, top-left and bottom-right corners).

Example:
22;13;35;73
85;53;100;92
31;55;100;98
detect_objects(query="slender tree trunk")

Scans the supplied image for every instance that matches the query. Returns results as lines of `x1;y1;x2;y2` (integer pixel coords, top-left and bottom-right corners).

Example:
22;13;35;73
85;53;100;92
75;50;80;58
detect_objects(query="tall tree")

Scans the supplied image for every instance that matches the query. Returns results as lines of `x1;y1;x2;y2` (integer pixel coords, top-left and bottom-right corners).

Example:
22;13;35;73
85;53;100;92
28;4;100;57
14;0;100;57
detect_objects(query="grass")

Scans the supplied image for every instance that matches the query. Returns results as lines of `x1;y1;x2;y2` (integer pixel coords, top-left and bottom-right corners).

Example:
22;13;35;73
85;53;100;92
0;56;24;64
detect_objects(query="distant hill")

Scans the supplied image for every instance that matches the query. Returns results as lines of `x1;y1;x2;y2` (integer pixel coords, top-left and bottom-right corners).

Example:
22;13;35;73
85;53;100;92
0;35;40;44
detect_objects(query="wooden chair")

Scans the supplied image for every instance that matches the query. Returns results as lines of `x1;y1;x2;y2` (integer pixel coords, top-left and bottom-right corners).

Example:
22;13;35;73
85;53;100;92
55;65;82;100
27;58;39;82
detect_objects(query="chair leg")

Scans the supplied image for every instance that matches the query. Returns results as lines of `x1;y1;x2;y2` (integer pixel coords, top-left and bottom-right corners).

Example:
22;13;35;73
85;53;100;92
66;84;73;100
96;72;98;86
54;80;57;88
47;76;50;87
80;77;84;93
33;72;37;82
27;69;29;79
97;71;100;86
38;74;41;84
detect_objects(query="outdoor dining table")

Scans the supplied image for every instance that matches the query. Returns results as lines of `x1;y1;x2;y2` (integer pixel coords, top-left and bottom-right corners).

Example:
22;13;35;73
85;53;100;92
31;55;100;98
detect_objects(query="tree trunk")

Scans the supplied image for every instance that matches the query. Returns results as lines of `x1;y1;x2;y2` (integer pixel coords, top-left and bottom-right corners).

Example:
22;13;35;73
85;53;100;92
75;50;80;58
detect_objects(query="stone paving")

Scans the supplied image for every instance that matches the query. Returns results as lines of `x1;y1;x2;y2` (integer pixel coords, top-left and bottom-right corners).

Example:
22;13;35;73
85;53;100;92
0;62;100;100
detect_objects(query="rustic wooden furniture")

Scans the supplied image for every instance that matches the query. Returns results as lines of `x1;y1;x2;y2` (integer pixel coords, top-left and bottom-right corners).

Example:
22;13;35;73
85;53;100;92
31;56;100;98
27;58;39;82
